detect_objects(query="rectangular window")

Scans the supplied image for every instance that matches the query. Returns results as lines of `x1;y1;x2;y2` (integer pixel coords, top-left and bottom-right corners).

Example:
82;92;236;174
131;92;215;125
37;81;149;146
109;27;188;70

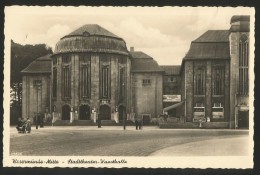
52;68;57;98
102;66;109;98
194;67;205;95
62;66;71;98
81;65;90;98
142;79;151;86
212;66;224;95
239;35;249;95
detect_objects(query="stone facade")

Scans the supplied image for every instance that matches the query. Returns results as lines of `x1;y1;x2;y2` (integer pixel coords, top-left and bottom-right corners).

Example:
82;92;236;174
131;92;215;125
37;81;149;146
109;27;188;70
22;74;51;120
131;72;163;121
229;16;250;128
21;16;250;128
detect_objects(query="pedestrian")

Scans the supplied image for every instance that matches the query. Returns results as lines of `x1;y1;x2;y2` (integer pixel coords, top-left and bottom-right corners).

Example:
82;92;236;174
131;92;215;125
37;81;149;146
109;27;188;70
97;115;101;128
40;115;44;128
16;117;26;133
25;117;31;133
135;118;139;130
138;118;142;130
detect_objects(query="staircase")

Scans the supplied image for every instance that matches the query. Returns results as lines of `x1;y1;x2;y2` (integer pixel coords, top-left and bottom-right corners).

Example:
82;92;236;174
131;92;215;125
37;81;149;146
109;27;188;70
53;120;135;126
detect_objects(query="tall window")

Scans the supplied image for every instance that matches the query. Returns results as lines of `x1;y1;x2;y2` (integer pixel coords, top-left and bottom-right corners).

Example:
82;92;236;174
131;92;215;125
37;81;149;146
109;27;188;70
52;68;57;98
81;65;90;98
119;67;125;100
212;66;224;95
101;66;109;98
239;34;249;95
62;66;71;98
194;67;206;95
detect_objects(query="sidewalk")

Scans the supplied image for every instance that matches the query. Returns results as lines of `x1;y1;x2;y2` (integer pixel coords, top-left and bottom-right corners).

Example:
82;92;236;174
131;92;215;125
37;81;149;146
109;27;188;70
150;136;250;156
10;125;250;132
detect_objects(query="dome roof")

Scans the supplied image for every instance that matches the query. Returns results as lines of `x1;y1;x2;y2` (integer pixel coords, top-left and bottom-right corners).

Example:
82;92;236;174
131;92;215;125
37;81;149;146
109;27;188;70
63;24;120;39
54;24;128;55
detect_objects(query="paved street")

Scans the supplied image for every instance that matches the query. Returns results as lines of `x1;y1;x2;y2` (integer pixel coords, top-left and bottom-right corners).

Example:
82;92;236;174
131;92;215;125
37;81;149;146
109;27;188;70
10;126;249;156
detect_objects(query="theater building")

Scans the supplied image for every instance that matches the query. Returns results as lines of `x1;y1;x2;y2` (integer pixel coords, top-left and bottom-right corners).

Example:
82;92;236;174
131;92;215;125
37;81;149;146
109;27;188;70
22;24;163;124
21;15;250;128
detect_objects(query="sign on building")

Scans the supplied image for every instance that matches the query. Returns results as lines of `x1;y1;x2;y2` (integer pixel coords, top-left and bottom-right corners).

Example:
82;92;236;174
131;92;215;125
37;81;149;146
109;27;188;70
163;95;181;102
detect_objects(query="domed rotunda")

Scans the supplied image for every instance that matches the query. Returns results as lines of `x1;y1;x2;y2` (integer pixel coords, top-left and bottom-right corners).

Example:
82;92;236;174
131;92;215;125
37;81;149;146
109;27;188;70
51;24;131;122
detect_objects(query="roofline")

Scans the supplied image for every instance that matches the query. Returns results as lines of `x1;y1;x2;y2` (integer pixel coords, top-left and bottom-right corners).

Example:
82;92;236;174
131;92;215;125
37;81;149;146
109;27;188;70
191;41;230;44
60;34;125;43
180;57;230;73
52;49;129;57
183;57;230;60
21;71;51;74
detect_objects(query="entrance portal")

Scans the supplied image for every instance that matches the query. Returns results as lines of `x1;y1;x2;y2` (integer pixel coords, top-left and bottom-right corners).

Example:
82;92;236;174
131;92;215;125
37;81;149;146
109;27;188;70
62;105;71;120
142;114;151;125
238;110;249;129
118;105;126;121
99;105;111;120
79;105;91;120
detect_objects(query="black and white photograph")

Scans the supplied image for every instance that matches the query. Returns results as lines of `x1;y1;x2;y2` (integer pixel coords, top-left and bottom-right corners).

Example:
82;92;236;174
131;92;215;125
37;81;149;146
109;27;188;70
3;6;254;168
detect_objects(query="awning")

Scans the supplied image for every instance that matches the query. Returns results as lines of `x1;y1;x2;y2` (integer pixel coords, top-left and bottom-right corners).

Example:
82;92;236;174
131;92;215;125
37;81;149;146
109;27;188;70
163;101;184;112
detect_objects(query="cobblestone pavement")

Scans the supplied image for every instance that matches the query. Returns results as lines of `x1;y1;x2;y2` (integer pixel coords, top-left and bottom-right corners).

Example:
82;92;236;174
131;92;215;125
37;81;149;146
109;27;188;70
9;126;249;156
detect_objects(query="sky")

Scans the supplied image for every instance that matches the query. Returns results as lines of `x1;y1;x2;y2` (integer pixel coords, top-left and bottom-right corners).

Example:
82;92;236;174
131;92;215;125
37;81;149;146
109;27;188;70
5;6;254;65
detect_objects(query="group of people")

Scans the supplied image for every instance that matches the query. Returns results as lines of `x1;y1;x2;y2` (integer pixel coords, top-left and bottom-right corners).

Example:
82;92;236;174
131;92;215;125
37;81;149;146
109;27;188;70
16;117;31;133
135;118;142;130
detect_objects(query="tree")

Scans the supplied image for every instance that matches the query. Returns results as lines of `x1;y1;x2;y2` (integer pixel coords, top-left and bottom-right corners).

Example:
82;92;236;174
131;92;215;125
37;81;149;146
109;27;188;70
10;40;53;124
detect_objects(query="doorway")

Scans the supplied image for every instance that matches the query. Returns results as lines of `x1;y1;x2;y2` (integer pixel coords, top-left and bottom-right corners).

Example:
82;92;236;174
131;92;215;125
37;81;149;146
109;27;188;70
142;114;151;125
79;105;91;120
99;105;111;120
62;105;71;120
238;110;249;129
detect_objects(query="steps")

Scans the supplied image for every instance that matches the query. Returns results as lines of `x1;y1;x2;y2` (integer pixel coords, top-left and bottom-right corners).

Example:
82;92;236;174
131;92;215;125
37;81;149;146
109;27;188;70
53;120;135;126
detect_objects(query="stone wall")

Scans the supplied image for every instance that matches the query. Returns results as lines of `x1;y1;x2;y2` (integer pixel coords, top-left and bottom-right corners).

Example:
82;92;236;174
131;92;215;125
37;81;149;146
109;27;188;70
132;72;163;119
22;74;51;121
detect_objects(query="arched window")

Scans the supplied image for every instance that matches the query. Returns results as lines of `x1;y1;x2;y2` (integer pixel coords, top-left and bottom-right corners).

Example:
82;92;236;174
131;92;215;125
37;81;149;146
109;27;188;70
239;34;249;95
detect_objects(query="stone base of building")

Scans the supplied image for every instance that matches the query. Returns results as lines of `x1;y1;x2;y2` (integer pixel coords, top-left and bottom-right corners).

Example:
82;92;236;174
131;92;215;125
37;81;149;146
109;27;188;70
52;119;138;126
159;122;230;129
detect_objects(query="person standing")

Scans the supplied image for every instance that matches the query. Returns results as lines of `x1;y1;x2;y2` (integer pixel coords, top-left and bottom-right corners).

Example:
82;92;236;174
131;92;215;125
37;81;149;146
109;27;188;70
135;118;139;130
138;118;142;130
26;117;31;133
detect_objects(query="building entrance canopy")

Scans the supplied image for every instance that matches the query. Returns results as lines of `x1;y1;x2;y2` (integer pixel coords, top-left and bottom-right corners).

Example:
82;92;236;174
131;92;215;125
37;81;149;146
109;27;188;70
163;101;184;112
